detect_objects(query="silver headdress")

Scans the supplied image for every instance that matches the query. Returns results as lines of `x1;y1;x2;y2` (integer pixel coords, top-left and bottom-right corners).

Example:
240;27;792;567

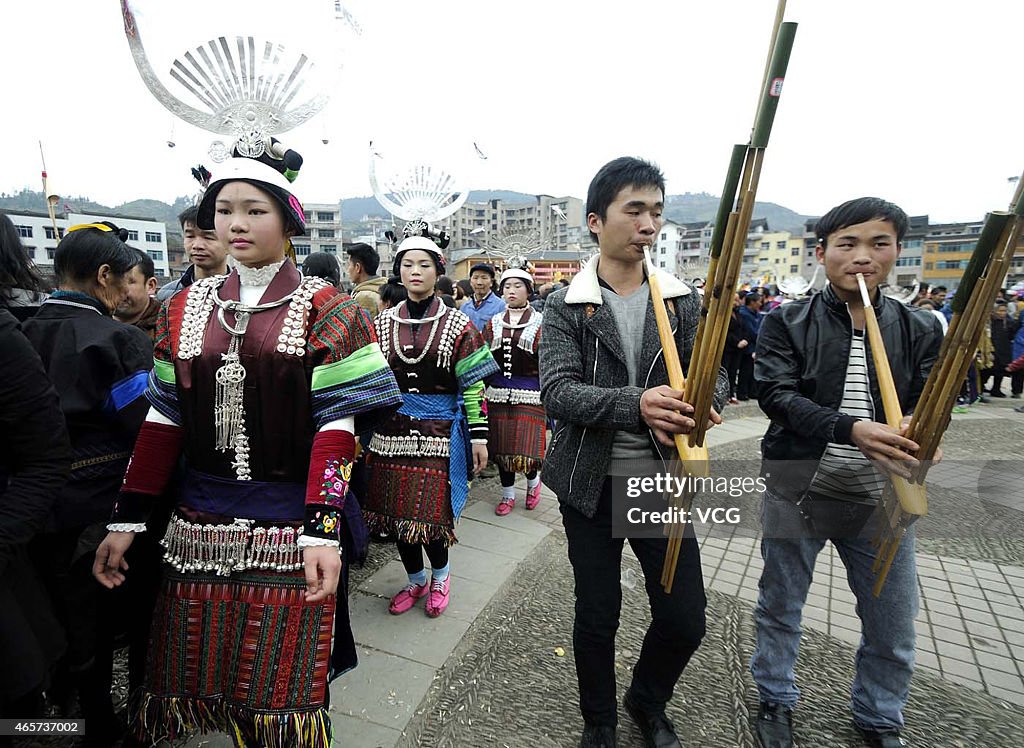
369;140;481;248
880;280;920;304
777;264;823;298
478;227;547;272
120;0;358;160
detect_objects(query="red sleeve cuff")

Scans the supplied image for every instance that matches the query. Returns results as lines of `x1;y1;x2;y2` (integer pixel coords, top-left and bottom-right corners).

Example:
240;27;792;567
113;421;184;522
305;429;355;508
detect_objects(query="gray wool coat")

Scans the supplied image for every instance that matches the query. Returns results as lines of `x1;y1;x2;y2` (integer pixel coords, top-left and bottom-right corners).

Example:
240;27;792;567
538;257;729;518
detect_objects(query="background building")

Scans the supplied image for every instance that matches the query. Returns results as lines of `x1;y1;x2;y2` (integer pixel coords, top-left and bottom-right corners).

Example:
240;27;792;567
7;208;170;278
441;195;585;253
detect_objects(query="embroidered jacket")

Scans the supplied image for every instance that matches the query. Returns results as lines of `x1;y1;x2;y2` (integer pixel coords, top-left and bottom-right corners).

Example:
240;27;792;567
370;297;498;456
482;306;543;406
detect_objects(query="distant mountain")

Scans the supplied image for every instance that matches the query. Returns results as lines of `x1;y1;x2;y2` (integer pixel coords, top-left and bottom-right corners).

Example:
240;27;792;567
0;189;192;231
664;192;811;234
2;188;813;236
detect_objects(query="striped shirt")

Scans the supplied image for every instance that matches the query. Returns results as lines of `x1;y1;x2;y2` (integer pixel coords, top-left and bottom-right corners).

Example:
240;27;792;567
809;331;887;503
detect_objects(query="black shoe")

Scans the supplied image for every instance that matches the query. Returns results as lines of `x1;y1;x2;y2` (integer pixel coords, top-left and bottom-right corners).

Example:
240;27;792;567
991;391;1007;398
579;723;617;748
755;702;793;748
855;725;908;747
623;691;680;747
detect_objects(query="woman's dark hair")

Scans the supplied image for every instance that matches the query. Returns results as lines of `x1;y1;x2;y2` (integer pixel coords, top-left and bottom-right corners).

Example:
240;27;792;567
380;276;408;308
436;275;454;295
302;252;341;287
0;211;48;302
456;279;472;299
53;222;135;286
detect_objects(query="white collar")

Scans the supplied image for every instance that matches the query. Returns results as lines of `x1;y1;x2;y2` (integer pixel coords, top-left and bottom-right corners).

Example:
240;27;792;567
564;254;692;305
230;257;286;287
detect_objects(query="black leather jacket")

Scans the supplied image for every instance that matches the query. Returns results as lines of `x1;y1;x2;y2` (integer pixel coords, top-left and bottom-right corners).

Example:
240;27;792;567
755;284;943;502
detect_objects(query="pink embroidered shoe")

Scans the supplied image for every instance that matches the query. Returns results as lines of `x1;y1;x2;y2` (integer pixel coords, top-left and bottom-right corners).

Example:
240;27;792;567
495;498;515;516
388;581;429;615
525;483;542;510
425;576;450;618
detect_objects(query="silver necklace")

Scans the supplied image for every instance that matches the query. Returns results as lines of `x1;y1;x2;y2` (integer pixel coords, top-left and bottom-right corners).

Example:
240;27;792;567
392;300;448;365
209;288;295;479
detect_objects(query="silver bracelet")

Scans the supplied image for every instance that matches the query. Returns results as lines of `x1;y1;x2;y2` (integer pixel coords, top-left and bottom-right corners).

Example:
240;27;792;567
106;522;147;533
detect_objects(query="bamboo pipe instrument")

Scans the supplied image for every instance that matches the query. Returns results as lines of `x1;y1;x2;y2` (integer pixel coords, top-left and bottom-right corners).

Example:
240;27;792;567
871;171;1024;594
689;144;747;383
642;247;706;592
855;273;927;514
872;215;1016;584
874;217;1012;576
662;2;798;593
687;22;797;448
644;248;710;479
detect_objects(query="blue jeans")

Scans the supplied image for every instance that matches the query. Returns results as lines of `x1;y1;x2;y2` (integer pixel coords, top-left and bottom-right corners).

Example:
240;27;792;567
750;492;918;731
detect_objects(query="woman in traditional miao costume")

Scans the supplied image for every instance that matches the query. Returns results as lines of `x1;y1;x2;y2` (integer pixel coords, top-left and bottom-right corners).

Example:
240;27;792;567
483;267;546;516
363;234;499;618
92;145;402;748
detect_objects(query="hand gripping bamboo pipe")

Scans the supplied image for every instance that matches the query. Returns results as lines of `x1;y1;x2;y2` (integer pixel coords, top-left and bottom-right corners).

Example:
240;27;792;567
855;272;928;512
870;170;1024;595
643;249;708;593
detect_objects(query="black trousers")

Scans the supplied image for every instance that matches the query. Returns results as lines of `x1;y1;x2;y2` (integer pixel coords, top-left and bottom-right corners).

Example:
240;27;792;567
737;352;757;399
722;350;741;398
560;479;706;727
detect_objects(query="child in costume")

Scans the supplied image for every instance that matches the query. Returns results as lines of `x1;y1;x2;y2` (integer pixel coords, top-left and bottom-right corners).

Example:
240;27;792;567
93;142;402;747
482;265;546;515
363;230;499;618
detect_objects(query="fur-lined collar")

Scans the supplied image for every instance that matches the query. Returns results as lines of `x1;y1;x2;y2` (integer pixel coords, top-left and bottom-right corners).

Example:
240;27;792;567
564;254;692;305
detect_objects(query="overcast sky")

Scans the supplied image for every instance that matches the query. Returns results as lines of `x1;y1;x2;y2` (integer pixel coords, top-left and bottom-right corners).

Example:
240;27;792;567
3;0;1022;223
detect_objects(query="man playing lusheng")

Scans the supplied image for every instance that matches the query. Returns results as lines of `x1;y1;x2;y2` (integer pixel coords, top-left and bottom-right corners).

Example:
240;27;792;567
751;197;943;748
540;157;727;748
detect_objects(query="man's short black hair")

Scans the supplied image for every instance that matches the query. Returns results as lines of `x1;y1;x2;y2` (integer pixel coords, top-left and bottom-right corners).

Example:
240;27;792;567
744;292;762;306
931;285;947;293
585;157;665;243
130;247;156;281
178;205;200;229
347;243;379;276
814;197;909;248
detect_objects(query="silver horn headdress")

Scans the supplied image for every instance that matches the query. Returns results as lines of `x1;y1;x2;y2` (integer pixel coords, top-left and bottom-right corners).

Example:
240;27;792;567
369;141;473;239
880;280;920;304
777;264;823;298
120;0;358;159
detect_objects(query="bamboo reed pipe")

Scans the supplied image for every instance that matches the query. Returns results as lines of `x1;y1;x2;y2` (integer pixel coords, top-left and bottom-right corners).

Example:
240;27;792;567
645;248;709;479
874;204;1024;593
856;273;927;515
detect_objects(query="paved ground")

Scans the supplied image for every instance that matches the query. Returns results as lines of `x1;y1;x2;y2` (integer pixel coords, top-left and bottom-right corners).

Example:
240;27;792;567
60;395;1023;747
